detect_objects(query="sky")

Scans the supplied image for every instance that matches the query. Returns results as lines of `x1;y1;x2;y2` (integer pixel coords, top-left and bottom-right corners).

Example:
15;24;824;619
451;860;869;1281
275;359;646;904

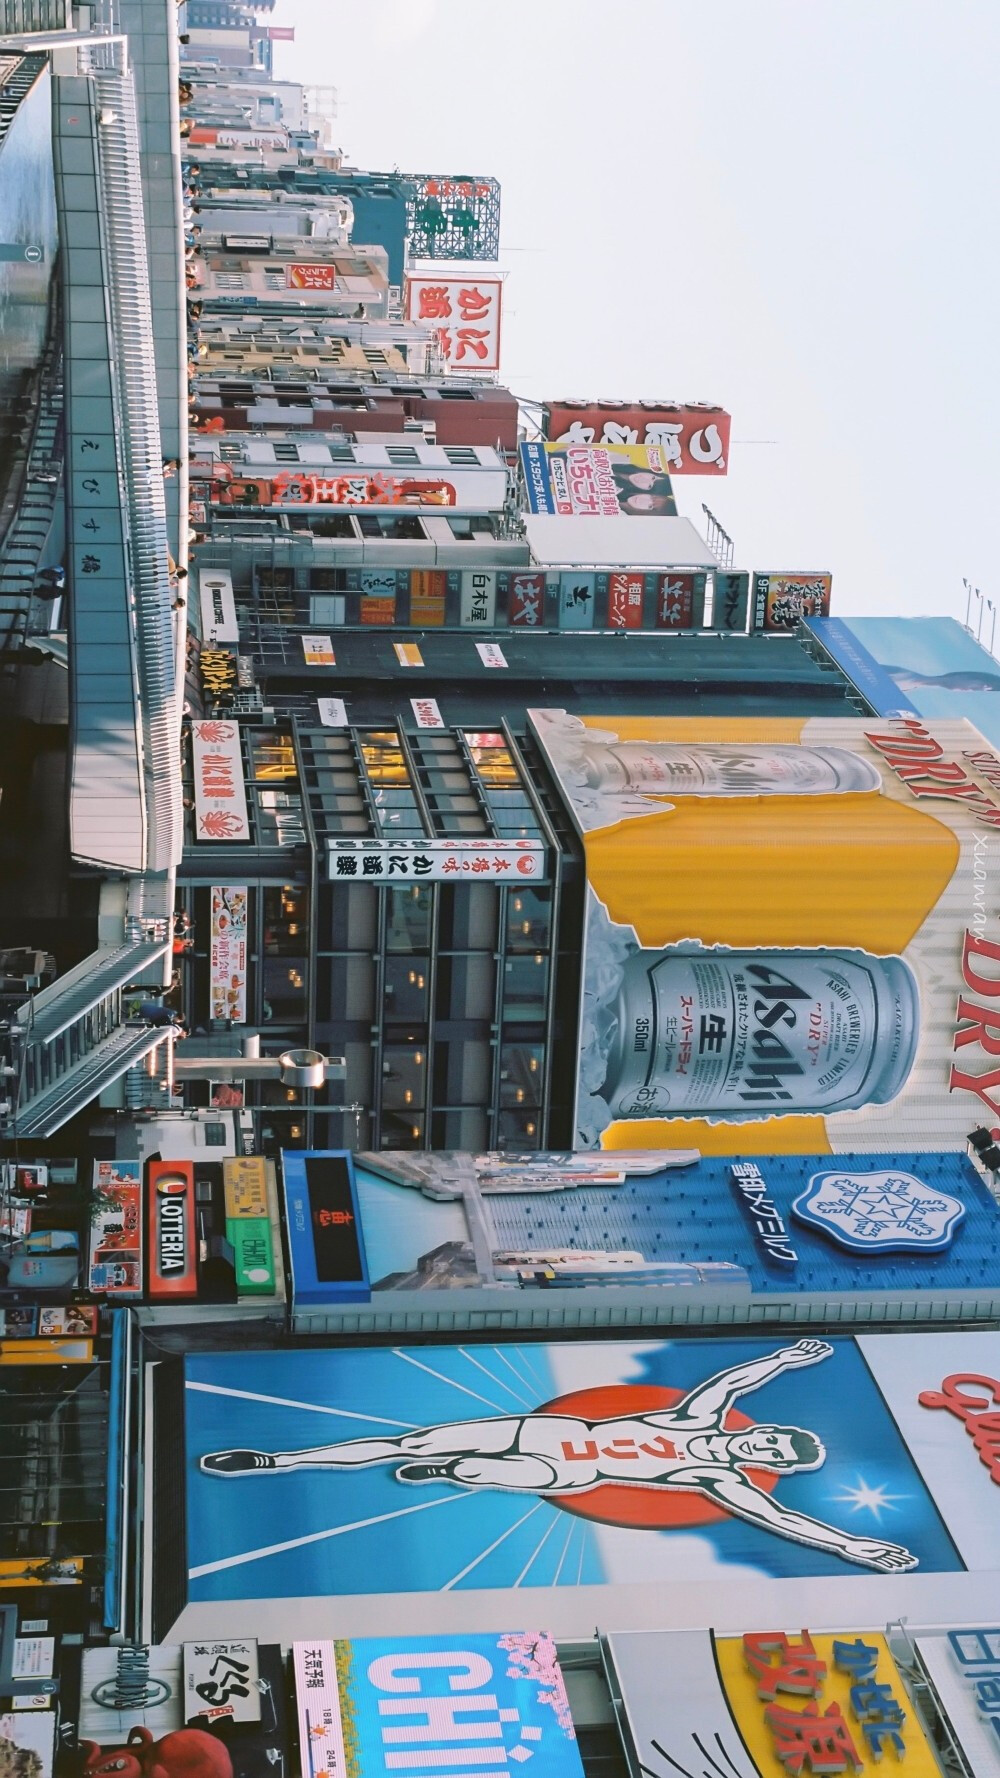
278;0;1000;625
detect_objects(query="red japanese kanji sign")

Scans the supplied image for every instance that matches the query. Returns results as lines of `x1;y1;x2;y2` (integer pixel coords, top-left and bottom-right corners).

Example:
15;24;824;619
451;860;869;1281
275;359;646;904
405;275;503;370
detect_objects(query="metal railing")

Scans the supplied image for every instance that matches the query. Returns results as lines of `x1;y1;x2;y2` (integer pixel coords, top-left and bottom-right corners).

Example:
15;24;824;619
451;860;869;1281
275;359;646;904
69;40;182;872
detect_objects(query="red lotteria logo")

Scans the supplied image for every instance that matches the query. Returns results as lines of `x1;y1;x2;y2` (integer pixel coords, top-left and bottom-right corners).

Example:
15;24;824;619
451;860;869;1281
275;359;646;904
918;1373;1000;1484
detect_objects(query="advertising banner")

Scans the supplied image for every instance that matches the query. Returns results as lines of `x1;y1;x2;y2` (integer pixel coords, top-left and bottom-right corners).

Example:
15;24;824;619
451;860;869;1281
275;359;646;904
184;1335;963;1602
410;697;444;729
856;1331;1000;1571
476;641;507;667
608;573;644;629
656;571;706;628
258;470;507;512
199;570;239;645
328;838;544;883
292;1642;345;1778
184;1637;260;1724
317;697;348;727
393;642;424;667
543;402;731;474
210;885;248;1023
281;1151;369;1308
147;1161;198;1301
192;721;249;843
752;572;832;631
509;571;546;626
330;835;540;885
224;1158;270;1221
521;442;677;517
199;649;239;704
297;1634;583;1778
410;570;447;625
528;708;1000;1154
302;634;335;666
606;1627;939;1778
346;1146;1000;1321
79;1644;184;1740
405;274;503;370
407;174;501;262
714;569;752;631
559;572;596;629
460;570;496;627
88;1160;142;1298
806;613;1000;743
915;1627;1000;1774
286;263;337;290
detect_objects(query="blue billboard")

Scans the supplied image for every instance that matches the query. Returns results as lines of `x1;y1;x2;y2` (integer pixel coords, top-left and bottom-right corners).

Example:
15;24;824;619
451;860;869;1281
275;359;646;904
808;614;1000;744
184;1335;962;1602
358;1149;997;1297
336;1634;583;1778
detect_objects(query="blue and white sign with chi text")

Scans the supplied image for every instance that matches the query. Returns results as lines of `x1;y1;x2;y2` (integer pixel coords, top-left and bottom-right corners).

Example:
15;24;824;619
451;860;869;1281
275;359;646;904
332;1634;582;1778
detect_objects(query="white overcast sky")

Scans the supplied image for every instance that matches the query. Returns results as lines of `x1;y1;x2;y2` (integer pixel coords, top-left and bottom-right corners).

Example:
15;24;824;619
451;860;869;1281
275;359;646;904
279;0;999;624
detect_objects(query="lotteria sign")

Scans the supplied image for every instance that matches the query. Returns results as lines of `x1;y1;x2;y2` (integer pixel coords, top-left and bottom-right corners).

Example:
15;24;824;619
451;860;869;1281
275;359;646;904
147;1161;197;1299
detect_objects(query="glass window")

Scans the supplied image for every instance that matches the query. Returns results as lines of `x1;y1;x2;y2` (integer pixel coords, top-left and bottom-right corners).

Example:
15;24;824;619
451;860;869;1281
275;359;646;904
357;513;425;540
438;884;499;950
385;884;433;952
436;952;496;1021
497;1109;541;1150
502;952;548;1019
473;750;518;786
499;1043;543;1108
426;793;481;816
381;1044;427;1112
262;957;308;1022
380;1111;425;1150
383;954;429;1022
263;885;309;955
323;883;378;949
316;954;375;1021
506;888;551;953
431;1109;489;1148
251;732;297;781
433;1038;492;1105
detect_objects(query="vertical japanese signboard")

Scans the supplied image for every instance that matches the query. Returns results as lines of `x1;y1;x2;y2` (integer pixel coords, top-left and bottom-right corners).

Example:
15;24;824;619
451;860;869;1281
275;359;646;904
608;573;644;629
656;571;707;628
460;569;496;627
191;721;249;843
406;274;502;369
210;885;248;1024
752;571;833;631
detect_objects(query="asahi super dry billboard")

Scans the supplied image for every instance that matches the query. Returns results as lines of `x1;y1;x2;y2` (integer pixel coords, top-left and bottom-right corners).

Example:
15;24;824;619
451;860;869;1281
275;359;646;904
528;708;1000;1153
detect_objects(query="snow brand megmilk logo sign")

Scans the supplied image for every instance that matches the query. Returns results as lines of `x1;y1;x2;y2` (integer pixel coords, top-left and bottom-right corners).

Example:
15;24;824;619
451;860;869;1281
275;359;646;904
148;1160;197;1299
793;1169;966;1254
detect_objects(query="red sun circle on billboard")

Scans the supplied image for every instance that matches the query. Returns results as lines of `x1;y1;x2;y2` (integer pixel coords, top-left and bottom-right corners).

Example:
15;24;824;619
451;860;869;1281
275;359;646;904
538;1384;779;1528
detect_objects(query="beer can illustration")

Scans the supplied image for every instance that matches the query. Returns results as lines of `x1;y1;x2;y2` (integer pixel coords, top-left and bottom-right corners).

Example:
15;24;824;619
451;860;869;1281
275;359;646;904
601;946;918;1122
579;741;881;797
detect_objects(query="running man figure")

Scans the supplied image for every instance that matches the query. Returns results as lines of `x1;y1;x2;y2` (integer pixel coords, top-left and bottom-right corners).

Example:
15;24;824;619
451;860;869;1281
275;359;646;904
200;1338;916;1573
